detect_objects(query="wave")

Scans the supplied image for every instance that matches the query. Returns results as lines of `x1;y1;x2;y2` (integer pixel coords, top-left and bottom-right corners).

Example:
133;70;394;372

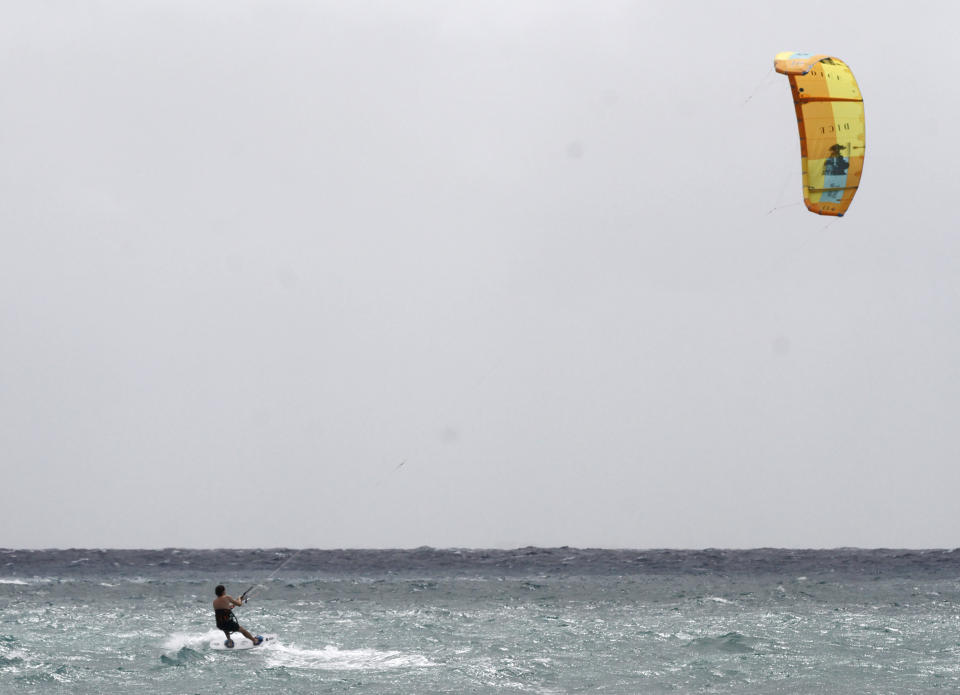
159;646;205;667
685;632;758;654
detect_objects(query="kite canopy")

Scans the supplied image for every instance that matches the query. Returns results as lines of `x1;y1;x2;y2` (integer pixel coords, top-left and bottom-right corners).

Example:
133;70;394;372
775;52;865;216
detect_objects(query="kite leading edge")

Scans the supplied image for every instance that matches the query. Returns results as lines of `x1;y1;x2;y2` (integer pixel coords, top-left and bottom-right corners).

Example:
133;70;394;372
774;52;865;216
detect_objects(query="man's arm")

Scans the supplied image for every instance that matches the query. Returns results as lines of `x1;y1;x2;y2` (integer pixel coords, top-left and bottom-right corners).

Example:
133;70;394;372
228;595;244;607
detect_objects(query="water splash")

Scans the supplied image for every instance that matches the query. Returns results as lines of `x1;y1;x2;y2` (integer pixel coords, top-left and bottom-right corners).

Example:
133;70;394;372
264;644;434;671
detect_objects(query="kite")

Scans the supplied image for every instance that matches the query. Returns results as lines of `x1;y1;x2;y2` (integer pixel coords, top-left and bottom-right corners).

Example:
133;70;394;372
774;52;865;216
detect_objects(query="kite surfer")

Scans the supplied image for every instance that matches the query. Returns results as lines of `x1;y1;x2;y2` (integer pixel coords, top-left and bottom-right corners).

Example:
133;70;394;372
213;584;263;647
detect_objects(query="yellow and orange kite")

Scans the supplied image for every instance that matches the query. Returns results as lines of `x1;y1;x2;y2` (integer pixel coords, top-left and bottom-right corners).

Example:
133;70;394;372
775;52;865;216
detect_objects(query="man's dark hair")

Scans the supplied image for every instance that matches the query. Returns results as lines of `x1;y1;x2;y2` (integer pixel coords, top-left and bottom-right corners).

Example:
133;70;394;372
215;585;225;596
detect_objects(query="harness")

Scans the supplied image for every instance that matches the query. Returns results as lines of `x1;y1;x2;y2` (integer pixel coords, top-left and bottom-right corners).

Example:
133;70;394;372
215;608;236;630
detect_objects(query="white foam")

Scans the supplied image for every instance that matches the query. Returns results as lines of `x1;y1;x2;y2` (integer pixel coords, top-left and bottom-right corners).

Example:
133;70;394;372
264;644;434;671
162;630;224;651
160;632;433;670
0;576;60;585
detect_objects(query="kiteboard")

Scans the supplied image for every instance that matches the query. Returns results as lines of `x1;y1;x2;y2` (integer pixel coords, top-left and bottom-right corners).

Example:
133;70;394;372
209;634;275;651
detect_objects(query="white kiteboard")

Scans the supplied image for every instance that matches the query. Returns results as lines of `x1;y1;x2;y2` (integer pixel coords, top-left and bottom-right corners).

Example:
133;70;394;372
210;634;275;651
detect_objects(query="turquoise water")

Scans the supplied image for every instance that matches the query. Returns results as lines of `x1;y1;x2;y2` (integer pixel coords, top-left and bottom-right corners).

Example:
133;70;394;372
3;549;960;693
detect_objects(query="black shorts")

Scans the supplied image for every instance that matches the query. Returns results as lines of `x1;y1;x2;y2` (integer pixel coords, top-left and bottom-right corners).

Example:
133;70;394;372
217;616;240;632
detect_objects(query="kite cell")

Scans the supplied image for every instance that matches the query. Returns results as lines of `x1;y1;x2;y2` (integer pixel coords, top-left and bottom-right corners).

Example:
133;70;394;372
774;52;865;216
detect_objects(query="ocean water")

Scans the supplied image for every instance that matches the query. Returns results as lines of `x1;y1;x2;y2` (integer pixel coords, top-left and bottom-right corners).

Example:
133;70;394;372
3;548;960;694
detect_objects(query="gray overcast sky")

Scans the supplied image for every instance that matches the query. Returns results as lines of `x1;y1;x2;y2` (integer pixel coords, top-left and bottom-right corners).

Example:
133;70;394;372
2;1;958;549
